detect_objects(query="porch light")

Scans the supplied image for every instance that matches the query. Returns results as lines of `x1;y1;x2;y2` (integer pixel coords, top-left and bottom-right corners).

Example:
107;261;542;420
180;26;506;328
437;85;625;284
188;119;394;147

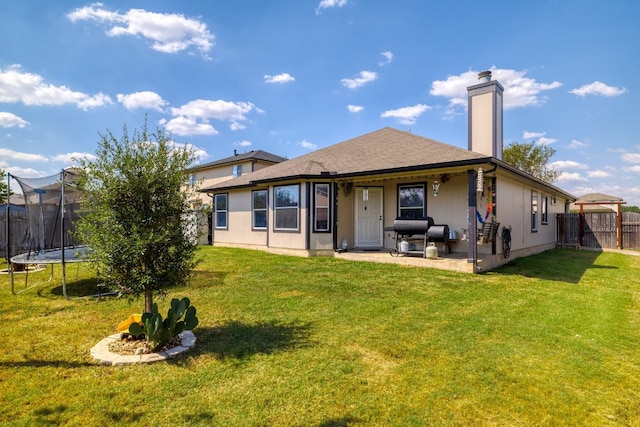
363;188;369;201
432;180;440;197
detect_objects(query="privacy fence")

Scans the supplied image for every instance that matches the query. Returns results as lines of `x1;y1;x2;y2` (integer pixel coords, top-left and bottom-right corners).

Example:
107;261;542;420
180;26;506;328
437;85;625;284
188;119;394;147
556;212;640;250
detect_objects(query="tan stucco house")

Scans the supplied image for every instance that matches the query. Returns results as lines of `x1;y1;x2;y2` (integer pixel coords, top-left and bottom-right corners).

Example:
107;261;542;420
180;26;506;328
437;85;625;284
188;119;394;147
187;149;287;210
201;72;576;272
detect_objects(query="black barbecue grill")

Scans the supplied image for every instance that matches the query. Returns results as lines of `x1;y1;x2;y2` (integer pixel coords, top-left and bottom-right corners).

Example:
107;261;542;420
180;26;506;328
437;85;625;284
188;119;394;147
391;217;434;258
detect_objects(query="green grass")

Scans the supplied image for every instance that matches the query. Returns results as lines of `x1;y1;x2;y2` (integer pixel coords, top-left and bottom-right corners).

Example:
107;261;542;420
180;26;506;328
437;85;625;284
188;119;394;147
1;248;639;426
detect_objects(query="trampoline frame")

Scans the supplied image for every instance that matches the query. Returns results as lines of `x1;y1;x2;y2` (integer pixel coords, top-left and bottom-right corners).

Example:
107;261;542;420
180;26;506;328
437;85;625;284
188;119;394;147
10;246;91;298
5;170;102;299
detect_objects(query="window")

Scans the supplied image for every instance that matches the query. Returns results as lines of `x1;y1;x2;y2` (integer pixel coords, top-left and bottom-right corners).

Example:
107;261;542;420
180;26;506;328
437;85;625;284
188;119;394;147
314;183;330;232
274;184;299;231
214;194;228;229
232;164;242;178
531;190;538;232
252;189;268;230
398;185;425;218
541;194;549;225
188;173;197;187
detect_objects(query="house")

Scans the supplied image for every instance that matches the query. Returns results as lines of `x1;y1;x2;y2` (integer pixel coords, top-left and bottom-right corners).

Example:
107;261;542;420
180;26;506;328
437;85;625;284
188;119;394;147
201;72;576;272
187;149;288;210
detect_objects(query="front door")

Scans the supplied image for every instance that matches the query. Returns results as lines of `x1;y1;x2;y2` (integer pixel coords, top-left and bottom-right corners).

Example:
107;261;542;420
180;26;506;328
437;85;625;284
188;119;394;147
355;187;383;248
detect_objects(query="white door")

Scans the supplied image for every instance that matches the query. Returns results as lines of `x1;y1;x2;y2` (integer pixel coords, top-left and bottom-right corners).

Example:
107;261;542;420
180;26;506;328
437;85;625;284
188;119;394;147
355;187;383;248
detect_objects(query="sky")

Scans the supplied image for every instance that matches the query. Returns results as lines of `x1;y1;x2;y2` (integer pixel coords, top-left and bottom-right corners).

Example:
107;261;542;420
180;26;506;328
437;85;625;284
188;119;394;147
1;0;639;207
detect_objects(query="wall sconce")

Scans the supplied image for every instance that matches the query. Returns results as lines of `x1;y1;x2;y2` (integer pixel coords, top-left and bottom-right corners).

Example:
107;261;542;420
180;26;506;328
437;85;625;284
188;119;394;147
432;180;440;197
362;188;369;201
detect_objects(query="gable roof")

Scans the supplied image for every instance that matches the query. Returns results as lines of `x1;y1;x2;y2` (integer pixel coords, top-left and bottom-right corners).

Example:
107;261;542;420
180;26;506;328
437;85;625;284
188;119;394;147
574;193;624;204
200;127;576;201
192;149;287;171
202;127;490;191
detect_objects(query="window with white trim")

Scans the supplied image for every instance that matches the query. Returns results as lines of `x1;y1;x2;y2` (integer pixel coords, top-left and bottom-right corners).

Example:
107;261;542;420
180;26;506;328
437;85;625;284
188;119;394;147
274;184;299;231
214;193;228;229
541;194;549;225
252;189;268;230
314;183;330;232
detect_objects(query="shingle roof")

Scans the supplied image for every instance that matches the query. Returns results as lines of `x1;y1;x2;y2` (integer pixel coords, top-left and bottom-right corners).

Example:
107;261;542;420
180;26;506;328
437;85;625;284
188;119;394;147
574;193;624;204
202;127;489;191
193;149;287;170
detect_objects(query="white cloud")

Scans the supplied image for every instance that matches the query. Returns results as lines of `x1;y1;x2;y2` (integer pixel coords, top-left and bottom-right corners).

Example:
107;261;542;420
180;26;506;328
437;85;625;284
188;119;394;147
430;67;562;113
168;99;256;134
315;0;348;14
300;139;317;150
381;104;431;125
521;131;556;145
0;65;112;110
264;73;295;84
621;153;640;163
0;147;48;162
568;139;587;149
67;5;214;59
347;104;363;113
379;51;393;66
586;170;612;178
537;137;557;146
556;172;588;182
570;81;627;97
234;140;252;147
341;71;377;89
52;152;97;164
550;160;588;170
0;112;29;128
160;116;219;136
168;141;208;161
624;165;640;173
523;131;545;139
117;91;168;112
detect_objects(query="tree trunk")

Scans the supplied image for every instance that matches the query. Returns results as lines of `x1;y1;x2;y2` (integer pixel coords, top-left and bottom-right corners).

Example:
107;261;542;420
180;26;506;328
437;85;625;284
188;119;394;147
144;286;154;313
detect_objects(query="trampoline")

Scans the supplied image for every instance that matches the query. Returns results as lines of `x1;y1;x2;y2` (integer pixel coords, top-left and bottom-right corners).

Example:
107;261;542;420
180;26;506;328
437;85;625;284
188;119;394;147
10;246;92;298
4;170;101;298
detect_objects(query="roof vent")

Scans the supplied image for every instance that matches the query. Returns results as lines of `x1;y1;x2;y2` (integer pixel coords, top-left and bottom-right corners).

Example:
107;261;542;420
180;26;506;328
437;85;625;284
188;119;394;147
478;70;492;83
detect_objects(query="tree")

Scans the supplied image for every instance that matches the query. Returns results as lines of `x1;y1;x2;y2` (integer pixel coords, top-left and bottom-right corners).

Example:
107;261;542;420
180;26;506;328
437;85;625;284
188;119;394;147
76;120;199;313
503;141;560;183
622;205;640;213
0;168;8;204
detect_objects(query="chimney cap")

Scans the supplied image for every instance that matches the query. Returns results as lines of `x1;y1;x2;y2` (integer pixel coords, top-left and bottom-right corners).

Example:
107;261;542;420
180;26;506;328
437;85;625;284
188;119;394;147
478;70;492;82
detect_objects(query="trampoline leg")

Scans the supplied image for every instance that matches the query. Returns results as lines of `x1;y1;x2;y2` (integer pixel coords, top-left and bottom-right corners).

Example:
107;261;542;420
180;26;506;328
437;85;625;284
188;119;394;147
62;262;68;299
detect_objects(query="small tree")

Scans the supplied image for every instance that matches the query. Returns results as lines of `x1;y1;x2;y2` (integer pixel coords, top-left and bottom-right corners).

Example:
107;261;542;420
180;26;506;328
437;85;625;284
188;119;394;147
76;120;198;313
0;168;8;204
503;141;560;183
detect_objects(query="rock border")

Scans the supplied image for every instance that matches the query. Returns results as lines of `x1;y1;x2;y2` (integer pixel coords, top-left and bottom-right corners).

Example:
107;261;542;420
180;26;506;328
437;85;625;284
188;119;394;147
90;330;196;365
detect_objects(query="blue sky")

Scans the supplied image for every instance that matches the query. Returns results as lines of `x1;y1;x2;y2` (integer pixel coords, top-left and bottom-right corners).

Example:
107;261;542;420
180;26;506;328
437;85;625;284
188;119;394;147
1;1;639;206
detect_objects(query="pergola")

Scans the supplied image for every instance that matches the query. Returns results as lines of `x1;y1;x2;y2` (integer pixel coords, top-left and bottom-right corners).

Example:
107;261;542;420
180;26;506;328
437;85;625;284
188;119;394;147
574;193;626;249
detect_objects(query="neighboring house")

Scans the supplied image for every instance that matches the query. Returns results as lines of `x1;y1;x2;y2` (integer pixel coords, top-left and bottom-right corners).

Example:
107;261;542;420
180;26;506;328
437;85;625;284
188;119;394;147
570;193;624;213
201;72;576;272
187;149;288;210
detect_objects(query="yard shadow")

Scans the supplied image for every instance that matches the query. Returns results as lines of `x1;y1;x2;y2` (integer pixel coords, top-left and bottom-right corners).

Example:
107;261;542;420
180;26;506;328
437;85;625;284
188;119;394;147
189;269;229;288
49;278;114;299
315;416;362;427
0;359;95;368
492;248;617;283
190;320;313;361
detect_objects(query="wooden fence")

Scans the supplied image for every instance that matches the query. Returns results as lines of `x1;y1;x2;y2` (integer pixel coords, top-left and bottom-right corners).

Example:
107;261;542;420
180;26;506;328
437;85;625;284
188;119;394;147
556;212;640;250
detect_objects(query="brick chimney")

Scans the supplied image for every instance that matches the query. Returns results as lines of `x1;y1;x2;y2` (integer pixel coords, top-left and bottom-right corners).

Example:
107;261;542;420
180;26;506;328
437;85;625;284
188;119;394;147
467;71;504;160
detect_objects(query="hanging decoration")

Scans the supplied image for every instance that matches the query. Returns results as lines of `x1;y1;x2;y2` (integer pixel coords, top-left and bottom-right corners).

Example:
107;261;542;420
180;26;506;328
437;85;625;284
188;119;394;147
432;180;440;197
485;186;493;220
476;168;484;192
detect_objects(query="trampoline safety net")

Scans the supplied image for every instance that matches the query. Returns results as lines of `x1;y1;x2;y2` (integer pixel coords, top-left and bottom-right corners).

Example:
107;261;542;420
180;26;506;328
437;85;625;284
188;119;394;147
7;169;85;259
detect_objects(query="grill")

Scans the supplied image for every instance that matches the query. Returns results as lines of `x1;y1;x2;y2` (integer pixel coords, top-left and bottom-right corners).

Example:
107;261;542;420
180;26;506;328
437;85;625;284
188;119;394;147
427;225;450;243
392;217;434;235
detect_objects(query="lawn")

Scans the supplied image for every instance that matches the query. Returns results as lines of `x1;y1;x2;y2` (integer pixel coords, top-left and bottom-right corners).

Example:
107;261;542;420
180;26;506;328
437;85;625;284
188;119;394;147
1;247;639;426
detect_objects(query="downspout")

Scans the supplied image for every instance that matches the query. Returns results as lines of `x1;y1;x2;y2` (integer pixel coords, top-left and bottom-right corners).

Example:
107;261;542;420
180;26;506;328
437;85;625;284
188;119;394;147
305;182;311;252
